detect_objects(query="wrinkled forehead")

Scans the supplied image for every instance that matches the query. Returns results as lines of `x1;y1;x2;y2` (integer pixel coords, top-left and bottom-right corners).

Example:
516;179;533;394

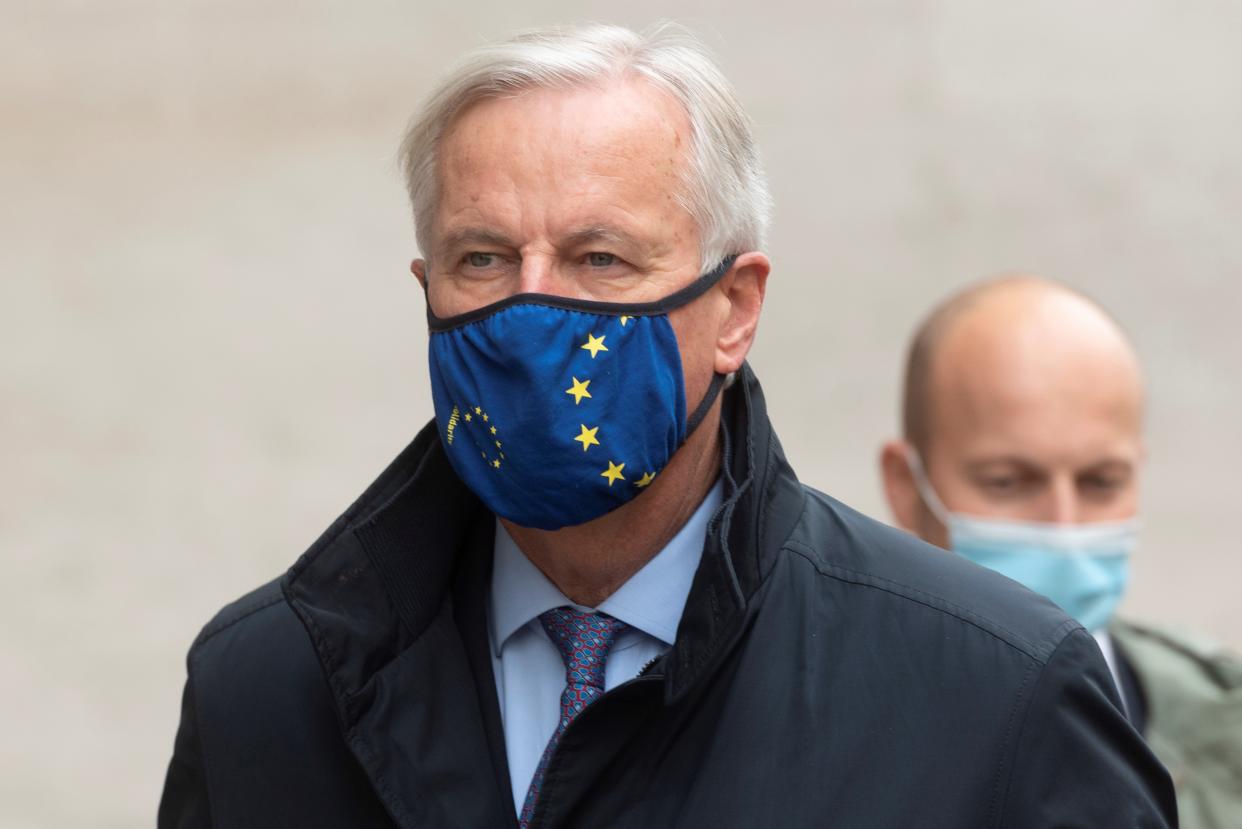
427;79;701;272
437;78;692;192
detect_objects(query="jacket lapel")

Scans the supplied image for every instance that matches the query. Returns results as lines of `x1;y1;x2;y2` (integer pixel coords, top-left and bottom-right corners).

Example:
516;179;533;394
661;363;807;703
452;515;520;825
282;425;511;828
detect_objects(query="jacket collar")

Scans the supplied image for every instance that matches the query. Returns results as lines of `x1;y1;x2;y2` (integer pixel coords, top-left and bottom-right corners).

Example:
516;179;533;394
660;363;807;700
280;362;806;823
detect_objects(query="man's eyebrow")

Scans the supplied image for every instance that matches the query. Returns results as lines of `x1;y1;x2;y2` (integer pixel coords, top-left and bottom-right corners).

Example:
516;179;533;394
1081;457;1136;473
560;225;651;252
438;227;517;251
963;456;1042;472
963;455;1136;473
438;225;656;256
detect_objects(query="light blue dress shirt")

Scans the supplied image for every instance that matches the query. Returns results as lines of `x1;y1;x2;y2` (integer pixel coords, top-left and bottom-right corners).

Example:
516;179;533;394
489;480;723;815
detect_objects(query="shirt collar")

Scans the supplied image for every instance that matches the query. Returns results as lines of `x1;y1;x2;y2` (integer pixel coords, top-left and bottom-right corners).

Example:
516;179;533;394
489;479;723;656
1092;628;1128;714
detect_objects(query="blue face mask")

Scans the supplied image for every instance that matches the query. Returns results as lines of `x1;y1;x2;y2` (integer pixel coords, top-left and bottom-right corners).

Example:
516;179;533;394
425;258;735;531
906;450;1138;632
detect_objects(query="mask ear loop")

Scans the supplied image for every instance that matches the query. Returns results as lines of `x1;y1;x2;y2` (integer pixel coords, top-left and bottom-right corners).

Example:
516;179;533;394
903;446;955;528
685;372;727;436
675;258;742;438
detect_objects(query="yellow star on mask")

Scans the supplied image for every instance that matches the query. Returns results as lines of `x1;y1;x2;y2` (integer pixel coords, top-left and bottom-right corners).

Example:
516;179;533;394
634;471;656;488
580;333;609;358
474;407;482;415
565;376;592;405
489;425;497;435
492;459;501;469
574;424;600;452
600;460;626;486
464;412;473;422
620;315;632;326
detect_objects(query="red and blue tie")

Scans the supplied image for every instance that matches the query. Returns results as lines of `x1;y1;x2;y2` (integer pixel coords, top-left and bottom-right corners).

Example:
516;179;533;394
518;607;627;828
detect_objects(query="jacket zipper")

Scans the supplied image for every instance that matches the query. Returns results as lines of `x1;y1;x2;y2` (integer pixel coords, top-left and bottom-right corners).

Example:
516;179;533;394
637;656;662;677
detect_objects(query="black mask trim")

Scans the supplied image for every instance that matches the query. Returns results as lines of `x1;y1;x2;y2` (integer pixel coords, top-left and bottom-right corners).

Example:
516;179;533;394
426;256;739;332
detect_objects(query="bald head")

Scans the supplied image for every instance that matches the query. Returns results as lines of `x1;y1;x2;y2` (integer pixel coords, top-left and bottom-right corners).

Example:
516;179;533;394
903;276;1144;456
883;276;1146;546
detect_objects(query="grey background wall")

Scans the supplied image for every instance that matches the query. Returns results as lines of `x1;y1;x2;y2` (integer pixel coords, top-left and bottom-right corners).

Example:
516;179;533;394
3;1;1239;825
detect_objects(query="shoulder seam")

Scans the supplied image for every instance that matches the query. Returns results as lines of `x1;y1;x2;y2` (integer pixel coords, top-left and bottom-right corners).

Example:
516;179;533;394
192;592;286;650
983;628;1092;825
986;656;1040;827
784;540;1078;663
987;627;1088;826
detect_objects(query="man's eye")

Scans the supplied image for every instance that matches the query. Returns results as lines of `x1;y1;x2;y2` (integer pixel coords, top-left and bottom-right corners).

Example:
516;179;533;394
980;477;1019;494
586;252;617;267
1081;475;1123;494
466;252;496;268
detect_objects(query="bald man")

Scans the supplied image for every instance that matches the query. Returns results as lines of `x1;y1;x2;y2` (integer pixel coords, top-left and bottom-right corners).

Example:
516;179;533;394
881;276;1242;829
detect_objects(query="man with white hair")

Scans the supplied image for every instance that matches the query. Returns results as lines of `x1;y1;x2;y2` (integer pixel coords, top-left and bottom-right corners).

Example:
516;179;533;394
159;24;1175;828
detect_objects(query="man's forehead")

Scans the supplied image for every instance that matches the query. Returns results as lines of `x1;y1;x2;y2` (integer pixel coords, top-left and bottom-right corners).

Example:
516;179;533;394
927;377;1142;474
924;290;1144;456
430;78;697;255
932;346;1141;431
440;78;690;167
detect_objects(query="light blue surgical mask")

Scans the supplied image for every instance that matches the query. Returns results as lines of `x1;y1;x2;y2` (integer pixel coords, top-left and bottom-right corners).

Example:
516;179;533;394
905;449;1138;632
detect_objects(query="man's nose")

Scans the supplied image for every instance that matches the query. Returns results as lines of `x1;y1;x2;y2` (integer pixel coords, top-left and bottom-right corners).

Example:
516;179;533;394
1048;475;1079;525
517;255;575;296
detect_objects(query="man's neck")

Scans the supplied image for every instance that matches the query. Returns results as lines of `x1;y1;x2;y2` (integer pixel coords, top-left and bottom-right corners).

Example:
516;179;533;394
501;405;722;607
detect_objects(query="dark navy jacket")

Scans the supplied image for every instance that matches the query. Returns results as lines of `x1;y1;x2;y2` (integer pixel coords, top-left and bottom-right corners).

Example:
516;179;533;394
159;366;1176;827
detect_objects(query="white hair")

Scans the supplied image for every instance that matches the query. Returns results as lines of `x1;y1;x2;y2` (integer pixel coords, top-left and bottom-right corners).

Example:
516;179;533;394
398;22;772;272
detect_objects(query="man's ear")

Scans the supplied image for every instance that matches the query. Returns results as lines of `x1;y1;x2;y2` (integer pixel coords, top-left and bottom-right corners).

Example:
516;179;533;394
411;258;428;289
880;440;923;534
714;251;770;375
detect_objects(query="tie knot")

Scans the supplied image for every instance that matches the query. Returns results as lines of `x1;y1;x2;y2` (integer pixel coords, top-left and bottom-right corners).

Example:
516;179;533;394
538;607;626;690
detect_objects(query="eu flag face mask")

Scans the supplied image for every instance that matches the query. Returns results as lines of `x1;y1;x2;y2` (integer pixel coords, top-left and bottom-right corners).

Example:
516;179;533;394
425;258;735;531
905;449;1137;632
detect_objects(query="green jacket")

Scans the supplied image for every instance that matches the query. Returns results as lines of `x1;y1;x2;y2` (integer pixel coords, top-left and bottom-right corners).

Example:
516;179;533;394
1112;619;1242;829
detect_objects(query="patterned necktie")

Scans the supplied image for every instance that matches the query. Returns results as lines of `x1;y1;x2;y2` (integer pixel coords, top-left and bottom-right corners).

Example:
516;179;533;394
518;607;627;828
